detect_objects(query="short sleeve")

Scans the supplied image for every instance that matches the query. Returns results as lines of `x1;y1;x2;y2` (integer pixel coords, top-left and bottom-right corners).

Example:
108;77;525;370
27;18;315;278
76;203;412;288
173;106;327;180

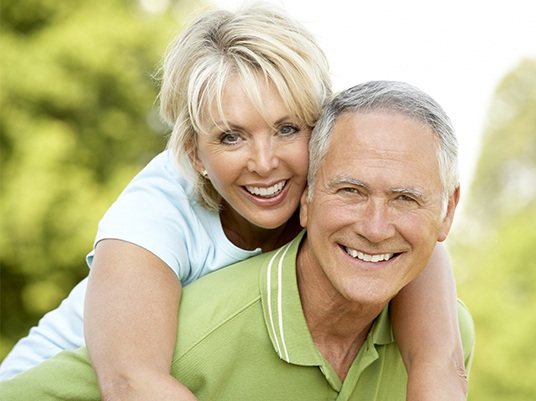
85;150;199;281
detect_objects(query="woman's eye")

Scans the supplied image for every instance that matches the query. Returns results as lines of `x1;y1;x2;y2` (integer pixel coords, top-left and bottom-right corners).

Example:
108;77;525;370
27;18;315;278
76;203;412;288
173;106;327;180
278;124;299;136
219;132;241;145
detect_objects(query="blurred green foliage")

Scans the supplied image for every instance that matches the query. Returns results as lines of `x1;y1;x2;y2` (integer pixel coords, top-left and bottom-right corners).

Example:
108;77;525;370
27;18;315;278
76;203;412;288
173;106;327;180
451;58;536;400
0;0;199;357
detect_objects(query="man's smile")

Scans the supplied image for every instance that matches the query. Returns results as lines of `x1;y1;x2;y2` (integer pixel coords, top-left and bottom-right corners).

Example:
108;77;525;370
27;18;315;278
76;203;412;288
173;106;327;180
344;247;397;263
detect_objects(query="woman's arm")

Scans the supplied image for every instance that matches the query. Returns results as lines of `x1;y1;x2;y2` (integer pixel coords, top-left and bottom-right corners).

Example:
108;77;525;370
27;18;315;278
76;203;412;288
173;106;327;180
85;239;198;401
391;242;468;401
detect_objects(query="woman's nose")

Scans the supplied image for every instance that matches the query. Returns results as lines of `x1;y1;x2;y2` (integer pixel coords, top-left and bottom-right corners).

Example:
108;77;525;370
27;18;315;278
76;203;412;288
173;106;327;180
246;140;279;176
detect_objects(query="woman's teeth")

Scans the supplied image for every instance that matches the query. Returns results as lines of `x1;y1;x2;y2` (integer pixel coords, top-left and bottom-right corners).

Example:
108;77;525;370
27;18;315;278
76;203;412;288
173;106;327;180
246;181;285;198
345;247;394;263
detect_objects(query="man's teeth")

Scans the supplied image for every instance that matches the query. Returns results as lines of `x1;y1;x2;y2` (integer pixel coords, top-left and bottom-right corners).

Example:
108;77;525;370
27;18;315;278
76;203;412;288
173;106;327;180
345;247;394;263
246;181;285;197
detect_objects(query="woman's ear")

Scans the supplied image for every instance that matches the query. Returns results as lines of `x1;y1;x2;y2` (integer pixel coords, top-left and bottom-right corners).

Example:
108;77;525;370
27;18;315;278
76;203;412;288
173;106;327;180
187;142;205;175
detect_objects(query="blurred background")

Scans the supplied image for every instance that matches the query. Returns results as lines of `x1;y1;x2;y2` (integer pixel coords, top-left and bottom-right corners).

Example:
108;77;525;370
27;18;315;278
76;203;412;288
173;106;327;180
1;0;535;399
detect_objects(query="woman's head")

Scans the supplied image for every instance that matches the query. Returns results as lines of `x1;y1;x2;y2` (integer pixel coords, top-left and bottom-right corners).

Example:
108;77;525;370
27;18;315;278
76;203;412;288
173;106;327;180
159;3;331;209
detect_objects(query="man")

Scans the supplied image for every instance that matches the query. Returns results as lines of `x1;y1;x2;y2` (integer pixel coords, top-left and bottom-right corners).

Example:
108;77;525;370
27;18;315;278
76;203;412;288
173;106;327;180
0;81;474;400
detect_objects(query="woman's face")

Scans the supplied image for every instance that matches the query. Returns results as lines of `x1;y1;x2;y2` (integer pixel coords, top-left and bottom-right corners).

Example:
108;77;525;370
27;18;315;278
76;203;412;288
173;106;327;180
195;75;310;230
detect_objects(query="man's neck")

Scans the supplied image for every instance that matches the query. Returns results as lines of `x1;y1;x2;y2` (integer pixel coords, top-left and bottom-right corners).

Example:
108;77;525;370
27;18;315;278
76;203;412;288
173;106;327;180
296;239;386;381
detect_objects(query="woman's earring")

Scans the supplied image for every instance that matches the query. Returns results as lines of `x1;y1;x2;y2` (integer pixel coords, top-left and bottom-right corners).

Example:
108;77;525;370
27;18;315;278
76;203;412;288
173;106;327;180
202;170;208;178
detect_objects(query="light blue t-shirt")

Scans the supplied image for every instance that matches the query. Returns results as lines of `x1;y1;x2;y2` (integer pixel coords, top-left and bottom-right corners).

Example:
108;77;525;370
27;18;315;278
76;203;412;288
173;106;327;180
0;150;261;380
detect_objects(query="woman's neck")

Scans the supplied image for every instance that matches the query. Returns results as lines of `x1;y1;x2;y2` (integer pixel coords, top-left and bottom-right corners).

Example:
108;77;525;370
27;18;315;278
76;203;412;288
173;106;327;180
219;206;302;253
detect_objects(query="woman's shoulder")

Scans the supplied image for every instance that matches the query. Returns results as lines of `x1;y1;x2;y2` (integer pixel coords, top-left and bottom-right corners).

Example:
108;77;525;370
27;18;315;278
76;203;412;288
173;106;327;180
132;149;196;195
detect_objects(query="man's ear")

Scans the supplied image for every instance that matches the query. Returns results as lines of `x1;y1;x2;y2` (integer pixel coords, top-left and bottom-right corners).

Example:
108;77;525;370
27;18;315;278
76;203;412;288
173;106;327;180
299;186;309;228
437;187;461;242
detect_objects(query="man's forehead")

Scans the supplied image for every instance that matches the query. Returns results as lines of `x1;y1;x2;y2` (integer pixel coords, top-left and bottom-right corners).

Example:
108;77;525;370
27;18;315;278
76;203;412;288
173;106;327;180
327;111;438;162
317;111;443;193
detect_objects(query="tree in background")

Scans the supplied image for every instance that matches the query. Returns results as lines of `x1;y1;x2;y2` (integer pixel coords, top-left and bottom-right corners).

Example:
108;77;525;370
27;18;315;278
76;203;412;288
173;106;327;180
0;0;199;358
451;58;536;400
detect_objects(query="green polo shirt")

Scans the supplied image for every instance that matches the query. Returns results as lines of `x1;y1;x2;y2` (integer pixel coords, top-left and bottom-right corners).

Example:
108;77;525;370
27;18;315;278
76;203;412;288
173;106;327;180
0;230;475;400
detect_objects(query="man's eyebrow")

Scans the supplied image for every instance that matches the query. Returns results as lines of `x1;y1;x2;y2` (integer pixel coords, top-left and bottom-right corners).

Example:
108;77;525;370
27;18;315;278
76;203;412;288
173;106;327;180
391;187;425;200
332;175;368;188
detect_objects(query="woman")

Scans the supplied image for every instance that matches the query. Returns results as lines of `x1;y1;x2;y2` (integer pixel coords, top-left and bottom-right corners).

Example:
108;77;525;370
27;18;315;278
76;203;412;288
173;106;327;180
0;3;466;400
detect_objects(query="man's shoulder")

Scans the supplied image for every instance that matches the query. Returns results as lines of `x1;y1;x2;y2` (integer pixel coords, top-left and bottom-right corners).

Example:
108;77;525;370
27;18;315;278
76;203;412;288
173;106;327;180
183;248;278;298
176;249;279;341
178;234;303;331
175;250;278;360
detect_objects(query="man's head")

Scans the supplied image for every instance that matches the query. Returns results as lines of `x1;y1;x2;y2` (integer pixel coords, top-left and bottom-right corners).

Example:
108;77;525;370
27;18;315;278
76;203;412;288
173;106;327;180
299;80;460;307
307;80;459;218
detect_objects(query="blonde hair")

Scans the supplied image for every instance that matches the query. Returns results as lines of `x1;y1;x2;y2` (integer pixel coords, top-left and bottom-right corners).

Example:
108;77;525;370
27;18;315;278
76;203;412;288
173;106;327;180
159;2;331;209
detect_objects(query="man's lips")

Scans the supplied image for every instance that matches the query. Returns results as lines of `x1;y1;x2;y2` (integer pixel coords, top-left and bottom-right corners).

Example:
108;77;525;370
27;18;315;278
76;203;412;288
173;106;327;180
344;247;397;263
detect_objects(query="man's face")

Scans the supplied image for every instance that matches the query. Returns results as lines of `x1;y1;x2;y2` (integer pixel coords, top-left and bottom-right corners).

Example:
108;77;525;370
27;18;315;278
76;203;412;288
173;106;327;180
299;111;459;307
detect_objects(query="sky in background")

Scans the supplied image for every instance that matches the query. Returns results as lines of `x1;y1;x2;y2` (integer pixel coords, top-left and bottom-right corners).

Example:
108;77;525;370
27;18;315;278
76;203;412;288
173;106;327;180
212;0;536;212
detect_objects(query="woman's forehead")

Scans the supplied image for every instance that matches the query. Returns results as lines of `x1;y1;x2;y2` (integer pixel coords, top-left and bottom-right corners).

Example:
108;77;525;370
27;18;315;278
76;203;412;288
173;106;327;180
202;76;302;127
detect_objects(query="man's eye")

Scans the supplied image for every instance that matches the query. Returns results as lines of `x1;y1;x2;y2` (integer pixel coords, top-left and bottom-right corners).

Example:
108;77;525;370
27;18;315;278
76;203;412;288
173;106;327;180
219;132;241;145
398;195;417;203
339;187;359;194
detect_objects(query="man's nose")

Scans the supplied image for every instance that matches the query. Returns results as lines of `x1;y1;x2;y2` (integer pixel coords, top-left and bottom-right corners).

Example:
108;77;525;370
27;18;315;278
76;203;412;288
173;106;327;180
354;200;396;243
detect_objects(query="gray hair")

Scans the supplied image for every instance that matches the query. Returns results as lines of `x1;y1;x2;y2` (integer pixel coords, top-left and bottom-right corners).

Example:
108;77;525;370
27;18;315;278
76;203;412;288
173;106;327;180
308;80;459;215
159;3;331;209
